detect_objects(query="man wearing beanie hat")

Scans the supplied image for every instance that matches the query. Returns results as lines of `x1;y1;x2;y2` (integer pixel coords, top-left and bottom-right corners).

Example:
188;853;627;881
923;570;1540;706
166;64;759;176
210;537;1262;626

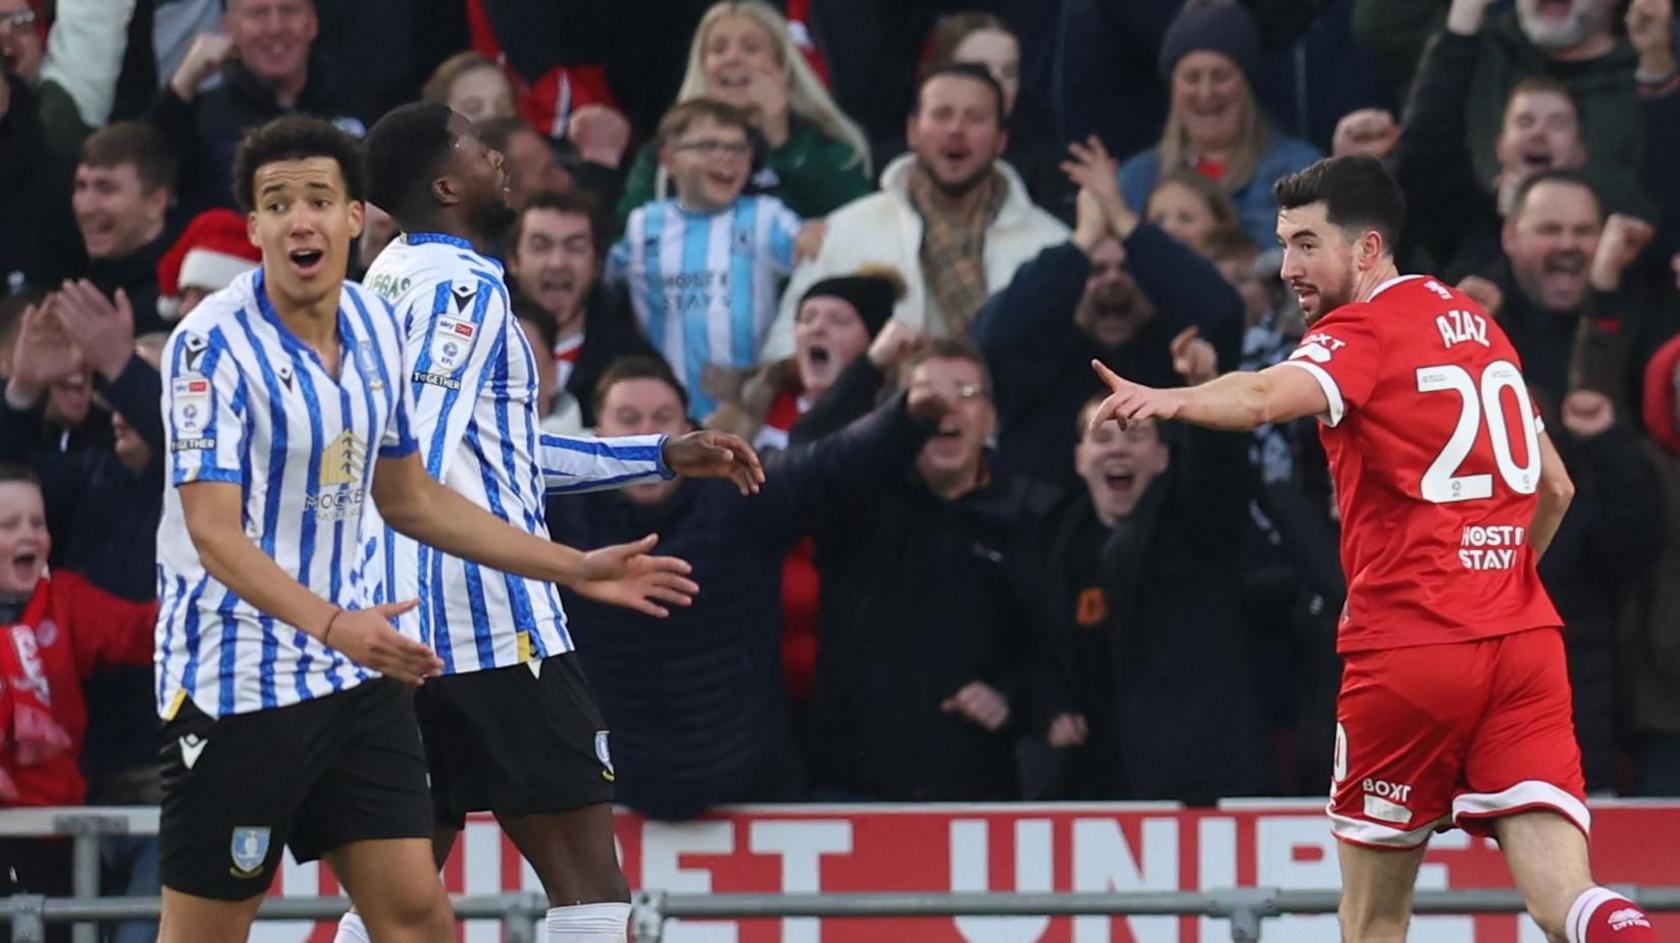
155;209;262;320
1117;0;1320;244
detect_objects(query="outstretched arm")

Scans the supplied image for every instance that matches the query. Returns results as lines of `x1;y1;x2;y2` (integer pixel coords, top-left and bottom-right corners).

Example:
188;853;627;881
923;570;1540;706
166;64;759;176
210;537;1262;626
1086;360;1331;433
540;431;763;495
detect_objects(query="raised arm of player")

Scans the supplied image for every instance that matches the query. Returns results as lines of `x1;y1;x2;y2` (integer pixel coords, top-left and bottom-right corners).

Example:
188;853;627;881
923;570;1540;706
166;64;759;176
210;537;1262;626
1529;430;1576;557
1086;359;1331;433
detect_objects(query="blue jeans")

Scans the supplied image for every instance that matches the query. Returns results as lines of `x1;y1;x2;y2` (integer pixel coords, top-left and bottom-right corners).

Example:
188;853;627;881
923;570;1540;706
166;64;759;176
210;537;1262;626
101;835;160;943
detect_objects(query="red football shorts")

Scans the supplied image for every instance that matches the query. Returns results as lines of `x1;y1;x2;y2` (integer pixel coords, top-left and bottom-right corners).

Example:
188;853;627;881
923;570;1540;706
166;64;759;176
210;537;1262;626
1327;627;1588;849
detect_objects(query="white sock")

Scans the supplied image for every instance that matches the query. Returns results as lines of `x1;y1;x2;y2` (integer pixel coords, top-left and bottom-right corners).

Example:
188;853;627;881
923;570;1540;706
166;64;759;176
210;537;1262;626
546;901;631;942
333;911;372;943
1565;886;1621;943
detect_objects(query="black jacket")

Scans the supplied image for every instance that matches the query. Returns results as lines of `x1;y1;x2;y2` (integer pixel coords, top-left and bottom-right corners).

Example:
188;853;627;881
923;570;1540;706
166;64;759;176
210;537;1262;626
1027;424;1272;803
806;456;1058;801
86;231;173;338
1394;29;1504;280
545;395;936;819
975;227;1245;489
564;283;661;428
1542;420;1662;790
144;58;372;214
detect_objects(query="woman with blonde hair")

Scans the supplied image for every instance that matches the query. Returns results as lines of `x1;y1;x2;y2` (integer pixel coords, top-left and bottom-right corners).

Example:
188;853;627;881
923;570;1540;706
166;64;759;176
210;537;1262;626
1117;0;1319;244
616;0;873;228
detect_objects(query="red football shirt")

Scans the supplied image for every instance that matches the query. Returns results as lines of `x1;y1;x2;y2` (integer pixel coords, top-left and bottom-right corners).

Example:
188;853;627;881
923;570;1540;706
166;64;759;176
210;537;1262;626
1279;275;1562;653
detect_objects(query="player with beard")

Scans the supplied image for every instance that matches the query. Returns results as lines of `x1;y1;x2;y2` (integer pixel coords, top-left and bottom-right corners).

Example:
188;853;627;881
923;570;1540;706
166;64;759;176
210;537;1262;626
350;103;764;943
1088;155;1655;943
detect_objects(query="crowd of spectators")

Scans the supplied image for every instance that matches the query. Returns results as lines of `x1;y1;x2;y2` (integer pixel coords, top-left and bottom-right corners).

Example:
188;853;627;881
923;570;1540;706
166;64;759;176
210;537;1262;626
5;0;1680;923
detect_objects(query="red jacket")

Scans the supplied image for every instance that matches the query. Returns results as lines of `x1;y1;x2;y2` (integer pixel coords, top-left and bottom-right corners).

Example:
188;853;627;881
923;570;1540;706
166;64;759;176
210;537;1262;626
1;571;155;807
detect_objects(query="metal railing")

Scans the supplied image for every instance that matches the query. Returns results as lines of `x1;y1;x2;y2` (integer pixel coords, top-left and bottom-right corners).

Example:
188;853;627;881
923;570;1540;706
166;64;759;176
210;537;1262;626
4;886;1680;942
5;808;1680;942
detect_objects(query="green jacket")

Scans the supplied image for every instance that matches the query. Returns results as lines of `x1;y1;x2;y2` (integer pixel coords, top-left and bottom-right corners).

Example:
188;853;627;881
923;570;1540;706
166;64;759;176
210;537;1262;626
1358;3;1645;214
616;120;872;233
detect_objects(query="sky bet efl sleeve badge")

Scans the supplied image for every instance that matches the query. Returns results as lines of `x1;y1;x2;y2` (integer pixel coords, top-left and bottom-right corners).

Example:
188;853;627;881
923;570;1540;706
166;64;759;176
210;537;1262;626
171;375;212;436
428;315;477;374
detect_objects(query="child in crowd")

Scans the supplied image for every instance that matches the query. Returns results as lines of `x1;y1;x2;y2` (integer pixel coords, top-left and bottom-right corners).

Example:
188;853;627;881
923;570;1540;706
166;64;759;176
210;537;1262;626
1145;168;1241;256
608;99;807;420
0;462;155;807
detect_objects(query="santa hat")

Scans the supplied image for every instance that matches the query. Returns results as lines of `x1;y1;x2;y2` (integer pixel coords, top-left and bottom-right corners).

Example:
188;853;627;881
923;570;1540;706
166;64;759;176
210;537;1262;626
157;209;261;320
798;265;907;339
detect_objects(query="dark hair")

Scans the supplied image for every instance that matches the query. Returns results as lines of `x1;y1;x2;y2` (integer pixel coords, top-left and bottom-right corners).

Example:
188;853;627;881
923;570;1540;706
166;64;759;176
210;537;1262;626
655;98;754;150
364;101;457;224
80;121;178;194
907;336;994;400
914;62;1008;129
1507;168;1601;223
233;115;365;214
0;461;40;487
592;354;689;419
1272;155;1406;252
511;189;603;257
1148;167;1240;234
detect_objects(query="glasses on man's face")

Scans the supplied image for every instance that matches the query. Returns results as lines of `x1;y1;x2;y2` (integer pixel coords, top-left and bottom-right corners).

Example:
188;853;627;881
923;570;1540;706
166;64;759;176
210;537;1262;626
0;8;37;31
672;139;751;158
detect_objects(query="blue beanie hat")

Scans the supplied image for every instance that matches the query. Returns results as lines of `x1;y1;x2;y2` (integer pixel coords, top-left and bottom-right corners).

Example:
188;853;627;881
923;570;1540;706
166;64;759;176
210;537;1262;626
1158;0;1263;84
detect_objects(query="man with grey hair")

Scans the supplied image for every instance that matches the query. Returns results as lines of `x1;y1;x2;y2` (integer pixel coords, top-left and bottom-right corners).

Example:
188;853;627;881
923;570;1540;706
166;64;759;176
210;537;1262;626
1354;0;1645;215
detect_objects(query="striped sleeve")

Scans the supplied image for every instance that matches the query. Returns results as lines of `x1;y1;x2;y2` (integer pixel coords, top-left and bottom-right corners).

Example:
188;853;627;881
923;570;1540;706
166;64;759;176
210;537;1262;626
406;276;506;478
164;326;247;486
763;197;802;274
537;433;674;494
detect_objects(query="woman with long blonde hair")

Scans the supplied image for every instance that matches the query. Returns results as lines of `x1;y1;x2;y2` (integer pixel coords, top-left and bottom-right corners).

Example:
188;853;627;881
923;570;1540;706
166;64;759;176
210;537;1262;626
616;1;873;228
1116;0;1319;244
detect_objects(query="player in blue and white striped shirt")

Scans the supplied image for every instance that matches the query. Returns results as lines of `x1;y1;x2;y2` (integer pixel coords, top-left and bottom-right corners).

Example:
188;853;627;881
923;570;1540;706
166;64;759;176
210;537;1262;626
347;103;764;943
607;99;803;419
154;116;677;943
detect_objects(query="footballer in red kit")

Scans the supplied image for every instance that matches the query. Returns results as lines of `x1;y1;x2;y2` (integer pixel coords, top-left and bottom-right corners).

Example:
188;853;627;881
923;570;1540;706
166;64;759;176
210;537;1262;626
1085;156;1655;943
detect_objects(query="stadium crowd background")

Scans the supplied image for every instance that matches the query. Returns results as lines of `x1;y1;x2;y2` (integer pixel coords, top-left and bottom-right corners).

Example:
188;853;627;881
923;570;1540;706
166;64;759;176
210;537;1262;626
3;0;1680;931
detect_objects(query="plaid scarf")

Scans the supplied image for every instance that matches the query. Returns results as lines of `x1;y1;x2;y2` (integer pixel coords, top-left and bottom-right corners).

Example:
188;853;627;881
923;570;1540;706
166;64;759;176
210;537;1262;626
908;164;1006;337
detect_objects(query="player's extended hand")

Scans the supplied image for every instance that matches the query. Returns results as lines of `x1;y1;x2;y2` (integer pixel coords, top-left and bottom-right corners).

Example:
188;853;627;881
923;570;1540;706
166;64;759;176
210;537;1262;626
941;681;1010;732
570;561;699;618
663;430;765;495
323;600;443;685
1048;712;1089;748
1169;326;1219;385
577;533;691;582
1088;359;1185;431
55;280;135;381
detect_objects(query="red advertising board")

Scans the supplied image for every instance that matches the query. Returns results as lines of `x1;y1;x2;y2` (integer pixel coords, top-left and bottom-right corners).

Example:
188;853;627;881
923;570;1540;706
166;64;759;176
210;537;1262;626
262;800;1680;942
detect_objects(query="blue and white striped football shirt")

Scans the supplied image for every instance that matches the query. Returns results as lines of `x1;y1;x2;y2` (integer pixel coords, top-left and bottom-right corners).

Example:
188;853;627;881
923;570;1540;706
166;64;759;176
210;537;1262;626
155;270;417;719
607;195;800;418
362;233;673;674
